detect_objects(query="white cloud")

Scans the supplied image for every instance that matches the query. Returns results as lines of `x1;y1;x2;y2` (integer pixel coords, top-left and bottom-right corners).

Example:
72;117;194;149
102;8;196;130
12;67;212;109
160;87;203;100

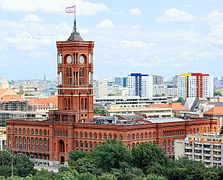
23;14;41;22
129;8;142;16
97;19;114;29
119;40;148;49
0;0;109;15
158;8;197;22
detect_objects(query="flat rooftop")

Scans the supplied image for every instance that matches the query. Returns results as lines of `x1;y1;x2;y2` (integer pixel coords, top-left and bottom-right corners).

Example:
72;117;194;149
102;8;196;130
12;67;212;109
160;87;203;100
146;117;185;123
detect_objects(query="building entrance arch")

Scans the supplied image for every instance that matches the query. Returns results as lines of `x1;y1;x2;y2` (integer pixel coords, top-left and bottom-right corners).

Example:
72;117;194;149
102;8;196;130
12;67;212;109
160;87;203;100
59;140;65;153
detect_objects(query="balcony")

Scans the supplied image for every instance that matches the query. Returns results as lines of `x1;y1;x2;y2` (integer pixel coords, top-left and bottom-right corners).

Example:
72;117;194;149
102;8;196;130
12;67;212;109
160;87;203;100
203;159;211;162
185;146;192;150
185;151;192;155
203;153;211;157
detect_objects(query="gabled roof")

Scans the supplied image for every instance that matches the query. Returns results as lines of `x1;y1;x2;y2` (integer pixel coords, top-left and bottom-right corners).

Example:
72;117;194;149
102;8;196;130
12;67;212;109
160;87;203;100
0;94;22;102
28;96;58;107
204;106;223;115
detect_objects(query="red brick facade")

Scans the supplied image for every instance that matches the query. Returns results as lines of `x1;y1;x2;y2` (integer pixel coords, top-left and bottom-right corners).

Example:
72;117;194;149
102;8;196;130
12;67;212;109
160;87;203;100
6;30;218;165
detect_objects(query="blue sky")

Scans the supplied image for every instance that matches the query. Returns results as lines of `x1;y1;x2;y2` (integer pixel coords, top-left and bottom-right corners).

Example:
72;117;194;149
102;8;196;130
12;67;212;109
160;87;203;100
0;0;223;80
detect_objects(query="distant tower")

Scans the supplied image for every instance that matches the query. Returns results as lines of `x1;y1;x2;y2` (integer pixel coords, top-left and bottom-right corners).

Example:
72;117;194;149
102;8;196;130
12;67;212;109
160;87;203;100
43;74;46;81
50;11;94;123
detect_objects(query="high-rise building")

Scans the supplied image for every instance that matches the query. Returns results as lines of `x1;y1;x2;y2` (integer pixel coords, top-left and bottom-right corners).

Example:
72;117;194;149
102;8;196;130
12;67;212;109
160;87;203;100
152;75;164;85
128;73;153;97
114;77;122;86
94;79;108;98
177;73;214;99
122;77;128;88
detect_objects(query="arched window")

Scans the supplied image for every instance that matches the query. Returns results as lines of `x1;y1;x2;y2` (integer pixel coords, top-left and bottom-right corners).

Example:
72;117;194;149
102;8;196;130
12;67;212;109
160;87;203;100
75;141;78;149
108;133;112;139
27;129;30;135
99;133;102;139
76;132;78;138
104;133;107;140
94;142;97;147
44;129;47;136
19;128;22;134
84;132;88;138
132;133;135;140
40;138;43;150
35;138;38;150
31;137;34;149
35;129;38;135
23;137;26;149
136;133;139;139
119;134;123;140
84;141;88;150
23;128;26;134
153;132;156;138
94;132;97;139
31;129;34;135
15;128;18;134
149;132;151;138
113;134;117;139
89;141;92;149
80;141;83;151
44;138;47;150
89;132;92;139
145;132;148;139
80;132;83;138
140;133;143;139
40;129;42;135
127;134;130;140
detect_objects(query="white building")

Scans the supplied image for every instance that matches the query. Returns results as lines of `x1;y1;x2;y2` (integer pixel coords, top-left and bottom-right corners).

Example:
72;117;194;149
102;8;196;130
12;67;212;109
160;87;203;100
128;73;153;97
177;73;214;99
174;133;223;167
94;79;108;98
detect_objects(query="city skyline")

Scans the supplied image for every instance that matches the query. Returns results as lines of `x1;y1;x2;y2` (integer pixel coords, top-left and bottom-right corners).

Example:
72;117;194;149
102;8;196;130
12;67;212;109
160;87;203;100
0;0;223;80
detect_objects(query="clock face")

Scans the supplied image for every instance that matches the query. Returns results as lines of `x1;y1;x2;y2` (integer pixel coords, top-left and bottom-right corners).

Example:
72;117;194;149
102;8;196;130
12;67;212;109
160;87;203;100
79;55;85;64
66;55;72;64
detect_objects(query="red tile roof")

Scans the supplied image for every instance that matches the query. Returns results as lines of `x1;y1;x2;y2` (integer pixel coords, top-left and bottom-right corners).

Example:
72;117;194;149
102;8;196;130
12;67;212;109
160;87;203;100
0;94;22;101
204;106;223;115
28;96;58;107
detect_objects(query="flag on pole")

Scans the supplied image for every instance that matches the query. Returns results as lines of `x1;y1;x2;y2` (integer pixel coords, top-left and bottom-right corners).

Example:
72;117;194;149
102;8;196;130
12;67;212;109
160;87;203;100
65;5;76;14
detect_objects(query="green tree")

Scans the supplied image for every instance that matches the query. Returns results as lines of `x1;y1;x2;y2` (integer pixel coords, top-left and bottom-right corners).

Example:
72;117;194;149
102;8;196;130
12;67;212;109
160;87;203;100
33;169;56;180
68;150;87;167
93;107;106;116
97;173;117;180
13;153;35;177
77;173;96;180
131;142;169;173
74;157;98;175
214;92;222;96
146;174;167;180
118;167;145;180
92;140;131;172
0;151;11;166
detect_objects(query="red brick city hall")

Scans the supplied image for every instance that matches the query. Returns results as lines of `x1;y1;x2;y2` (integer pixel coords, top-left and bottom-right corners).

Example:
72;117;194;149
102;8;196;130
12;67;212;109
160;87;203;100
6;23;218;165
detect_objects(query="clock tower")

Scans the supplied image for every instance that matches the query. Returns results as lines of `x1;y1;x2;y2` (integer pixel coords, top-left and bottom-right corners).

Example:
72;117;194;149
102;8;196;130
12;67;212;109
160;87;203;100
50;16;94;123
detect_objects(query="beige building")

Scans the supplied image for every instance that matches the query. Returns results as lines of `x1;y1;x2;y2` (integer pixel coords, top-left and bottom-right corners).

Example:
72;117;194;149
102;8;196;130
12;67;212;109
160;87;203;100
175;133;223;167
106;103;173;117
0;127;6;151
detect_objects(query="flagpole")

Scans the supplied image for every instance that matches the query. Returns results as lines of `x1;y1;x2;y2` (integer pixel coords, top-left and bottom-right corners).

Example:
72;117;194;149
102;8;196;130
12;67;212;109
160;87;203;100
73;5;77;33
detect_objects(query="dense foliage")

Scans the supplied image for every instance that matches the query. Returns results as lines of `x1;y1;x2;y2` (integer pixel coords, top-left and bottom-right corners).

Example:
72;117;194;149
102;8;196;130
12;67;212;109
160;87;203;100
2;141;223;179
